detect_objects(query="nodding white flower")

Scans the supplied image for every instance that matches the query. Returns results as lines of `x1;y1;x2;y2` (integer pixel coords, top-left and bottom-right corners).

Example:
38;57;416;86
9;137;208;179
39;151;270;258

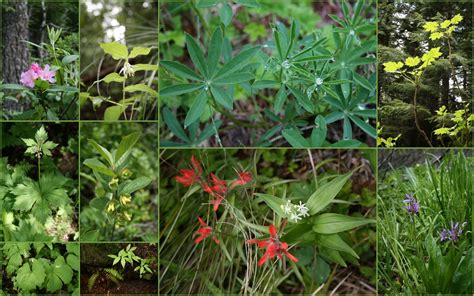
296;201;309;217
120;62;135;78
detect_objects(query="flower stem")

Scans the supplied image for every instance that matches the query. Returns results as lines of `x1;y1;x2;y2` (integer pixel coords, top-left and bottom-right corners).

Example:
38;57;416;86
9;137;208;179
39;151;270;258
412;84;433;147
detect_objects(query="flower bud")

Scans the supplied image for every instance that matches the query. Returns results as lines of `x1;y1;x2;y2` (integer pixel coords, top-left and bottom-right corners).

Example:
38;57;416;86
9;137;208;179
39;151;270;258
120;195;131;205
108;177;119;190
106;202;115;213
121;168;132;179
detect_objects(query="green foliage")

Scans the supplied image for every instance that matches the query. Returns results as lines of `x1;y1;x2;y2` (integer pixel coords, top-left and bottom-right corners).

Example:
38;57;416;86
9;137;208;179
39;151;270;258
1;26;79;120
2;243;79;294
0;125;77;242
108;244;154;279
88;267;124;292
160;0;376;147
378;151;472;293
80;123;157;242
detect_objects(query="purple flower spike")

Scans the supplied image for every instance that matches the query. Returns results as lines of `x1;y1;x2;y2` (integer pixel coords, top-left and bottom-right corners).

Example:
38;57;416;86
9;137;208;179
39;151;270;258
403;194;419;215
439;229;448;242
440;221;467;243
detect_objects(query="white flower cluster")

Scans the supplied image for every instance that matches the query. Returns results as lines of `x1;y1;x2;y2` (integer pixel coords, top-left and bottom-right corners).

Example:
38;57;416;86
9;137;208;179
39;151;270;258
280;200;310;223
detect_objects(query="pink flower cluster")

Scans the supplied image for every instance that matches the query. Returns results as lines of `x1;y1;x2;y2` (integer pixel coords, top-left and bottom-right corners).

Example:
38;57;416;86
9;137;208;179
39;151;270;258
20;63;56;88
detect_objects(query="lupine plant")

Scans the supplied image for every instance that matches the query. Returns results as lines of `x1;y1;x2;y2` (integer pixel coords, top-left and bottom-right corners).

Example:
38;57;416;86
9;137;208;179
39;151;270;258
0;125;78;241
80;132;152;241
378;151;472;294
80;42;158;120
160;150;376;294
0;27;79;120
1;243;79;295
160;0;376;147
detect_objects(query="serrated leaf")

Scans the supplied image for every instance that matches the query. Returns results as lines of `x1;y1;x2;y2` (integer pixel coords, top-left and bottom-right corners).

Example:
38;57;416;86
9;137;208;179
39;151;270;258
313;213;374;234
102;73;125;83
100;42;128;60
128;47;151;59
185;91;208;127
161;61;201;81
306;173;352;215
12;181;41;211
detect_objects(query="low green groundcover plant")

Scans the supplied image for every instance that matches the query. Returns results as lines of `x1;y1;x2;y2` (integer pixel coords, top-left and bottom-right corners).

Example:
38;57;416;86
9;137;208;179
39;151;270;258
1;243;79;295
378;151;472;294
160;0;376;147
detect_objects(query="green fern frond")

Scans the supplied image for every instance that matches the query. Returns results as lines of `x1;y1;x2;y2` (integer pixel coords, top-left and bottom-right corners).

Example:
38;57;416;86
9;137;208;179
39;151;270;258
104;267;124;282
88;272;99;291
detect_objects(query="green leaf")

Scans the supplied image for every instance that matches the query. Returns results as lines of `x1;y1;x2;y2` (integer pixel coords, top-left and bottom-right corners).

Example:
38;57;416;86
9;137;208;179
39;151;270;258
90;197;109;210
288;85;313;113
214;46;261;79
311;116;327;147
89;139;114;167
252;80;280;90
160;83;203;96
211;86;233;109
185;91;208;128
16;260;45;292
133;64;158;72
343;116;352;140
197;0;218;8
128;47;151;59
273;29;284;60
330;139;363;147
102;73;125;83
213;72;255;85
236;0;260;7
185;33;208;78
219;3;233;26
104;106;124;121
161;61;202;81
84;159;116;176
353;71;374;91
351;109;376;118
207;27;223;76
313;213;374;234
32;200;51;224
163;107;190;142
115;132;141;167
66;254;80;271
347;114;376;139
306;173;352;215
274;86;286;113
120;177;152;195
100;42;128;60
12;181;41;211
282;128;309;147
124;83;157;97
254;193;285;217
62;54;79;65
316;234;359;259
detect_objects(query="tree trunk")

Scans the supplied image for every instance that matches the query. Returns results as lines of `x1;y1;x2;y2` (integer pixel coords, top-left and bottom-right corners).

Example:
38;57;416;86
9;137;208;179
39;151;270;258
2;0;29;84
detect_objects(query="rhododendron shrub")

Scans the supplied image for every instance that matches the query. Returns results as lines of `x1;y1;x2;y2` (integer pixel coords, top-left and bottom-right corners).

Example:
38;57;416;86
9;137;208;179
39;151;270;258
160;149;376;294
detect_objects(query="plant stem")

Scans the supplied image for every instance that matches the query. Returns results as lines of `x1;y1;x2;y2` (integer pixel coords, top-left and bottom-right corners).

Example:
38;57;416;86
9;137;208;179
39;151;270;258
37;155;41;179
412;84;433;147
122;78;128;120
111;217;117;241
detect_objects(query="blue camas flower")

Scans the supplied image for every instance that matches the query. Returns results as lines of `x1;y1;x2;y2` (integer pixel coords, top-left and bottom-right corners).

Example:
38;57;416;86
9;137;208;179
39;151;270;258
403;194;419;215
440;221;467;242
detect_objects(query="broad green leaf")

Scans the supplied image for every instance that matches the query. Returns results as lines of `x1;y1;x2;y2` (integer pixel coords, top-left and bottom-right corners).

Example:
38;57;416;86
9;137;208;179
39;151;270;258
16;260;45;291
89;139;114;167
133;64;158;72
186;33;208;78
252;80;279;90
254;193;285;217
90;197;109;210
100;42;128;60
320;247;347;267
124;83;157;97
353;71;374;91
306;172;352;215
311;116;327;147
44;255;73;292
213;72;255;85
128;47;151;59
313;213;374;234
288;85;313;113
282;128;309;147
32;200;51;224
316;234;359;259
62;54;79;65
161;61;202;81
185;91;208;127
84;158;116;176
347;114;376;139
120;177;152;195
211;86;233;109
102;73;125;83
207;27;223;76
66;254;80;271
115;132;141;166
160;83;203;96
163;107;190;143
214;46;261;79
104;106;124;121
197;0;218;8
12;181;41;211
219;3;233;26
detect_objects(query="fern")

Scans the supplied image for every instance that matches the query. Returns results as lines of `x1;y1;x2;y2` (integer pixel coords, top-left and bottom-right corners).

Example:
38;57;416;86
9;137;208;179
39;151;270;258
87;272;99;292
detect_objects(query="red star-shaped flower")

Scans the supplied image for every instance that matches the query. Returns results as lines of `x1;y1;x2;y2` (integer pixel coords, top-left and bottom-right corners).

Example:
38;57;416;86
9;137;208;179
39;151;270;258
195;217;220;245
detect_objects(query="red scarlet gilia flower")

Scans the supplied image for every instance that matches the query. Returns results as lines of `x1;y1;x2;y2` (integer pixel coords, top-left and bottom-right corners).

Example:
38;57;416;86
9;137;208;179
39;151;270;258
231;171;253;188
175;155;203;187
195;217;219;245
247;224;298;266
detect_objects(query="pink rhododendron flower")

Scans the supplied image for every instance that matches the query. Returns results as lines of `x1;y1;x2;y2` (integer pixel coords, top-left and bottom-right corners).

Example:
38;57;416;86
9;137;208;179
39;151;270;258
20;63;56;88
